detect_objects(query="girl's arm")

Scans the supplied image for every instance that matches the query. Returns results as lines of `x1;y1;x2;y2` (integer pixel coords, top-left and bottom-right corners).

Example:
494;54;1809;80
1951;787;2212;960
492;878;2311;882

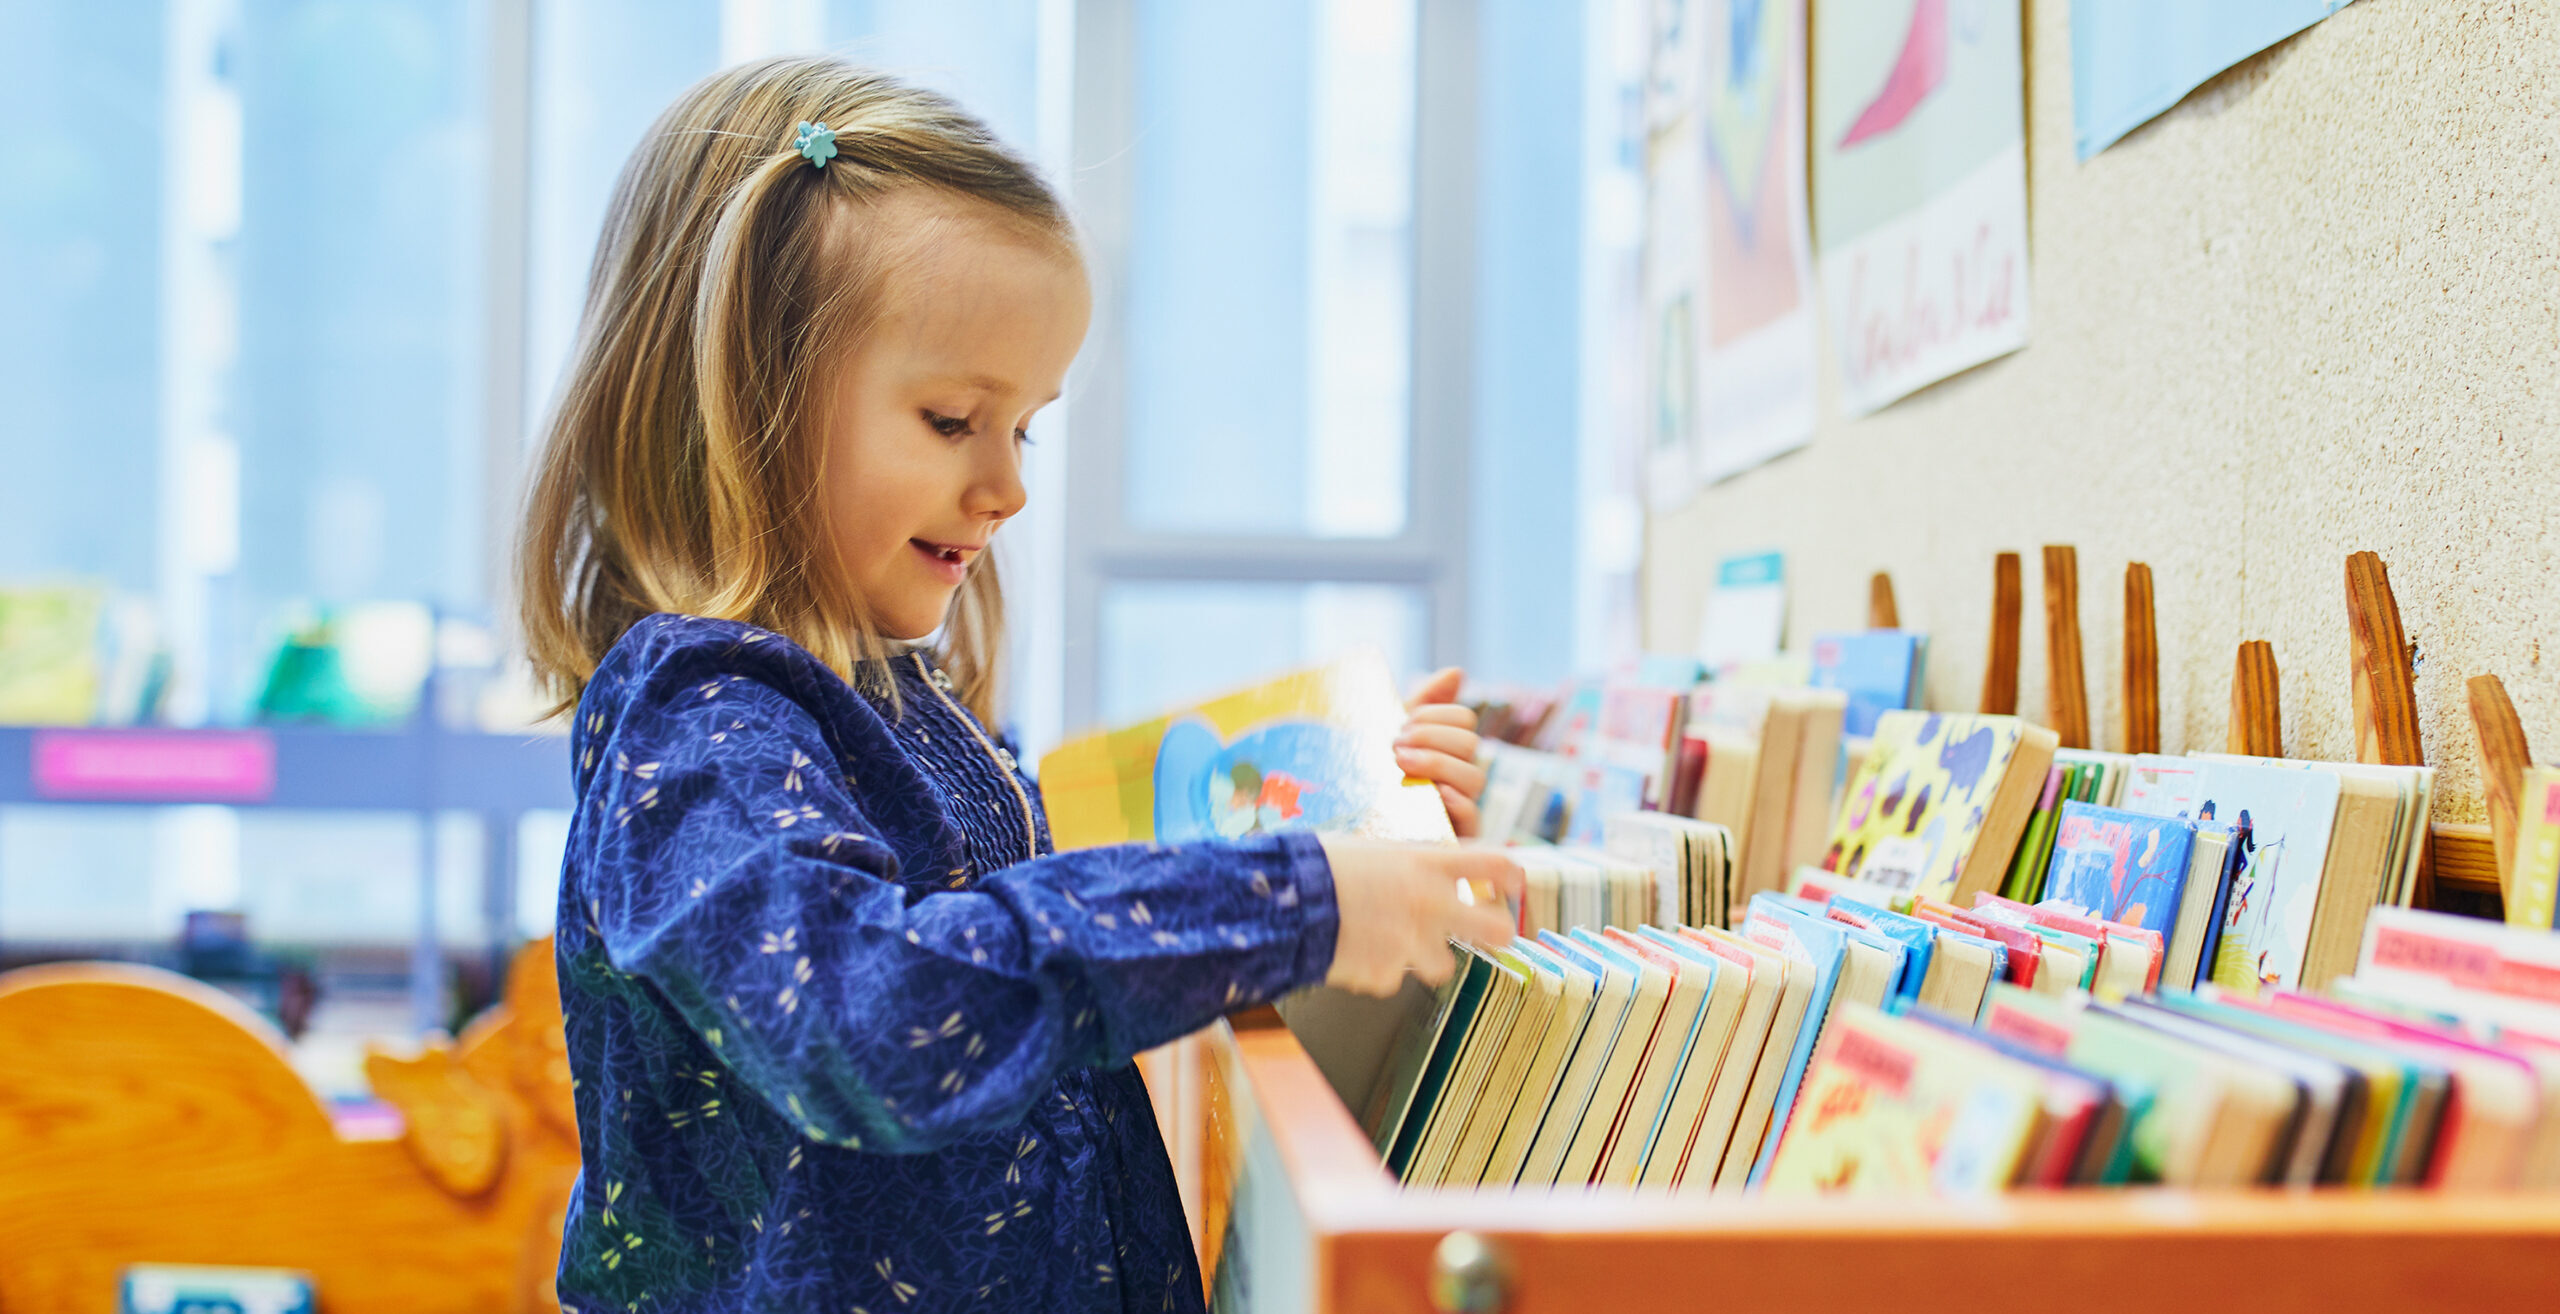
581;667;1335;1154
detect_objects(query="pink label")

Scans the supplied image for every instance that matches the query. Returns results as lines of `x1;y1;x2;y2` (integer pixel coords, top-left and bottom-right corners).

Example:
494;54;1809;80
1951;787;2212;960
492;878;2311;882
33;730;276;802
1982;1002;2073;1057
2370;925;2498;989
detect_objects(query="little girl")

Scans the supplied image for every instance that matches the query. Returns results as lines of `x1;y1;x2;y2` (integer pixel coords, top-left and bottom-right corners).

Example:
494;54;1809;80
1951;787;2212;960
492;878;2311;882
519;57;1518;1313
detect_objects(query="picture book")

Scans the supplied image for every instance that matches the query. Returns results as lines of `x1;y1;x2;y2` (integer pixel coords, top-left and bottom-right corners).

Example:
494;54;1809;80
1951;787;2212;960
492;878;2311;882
1739;903;1854;1185
1697;549;1786;670
2041;802;2196;938
1821;711;2058;905
2184;758;2343;995
1761;1002;2049;1196
0;585;102;725
2509;766;2560;929
1808;630;1926;739
1037;650;1452;850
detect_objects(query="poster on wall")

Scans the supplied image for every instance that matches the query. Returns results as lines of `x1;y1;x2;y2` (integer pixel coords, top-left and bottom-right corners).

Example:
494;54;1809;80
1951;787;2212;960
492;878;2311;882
1641;0;1707;506
1812;0;2029;417
2070;0;2359;159
1691;0;1817;482
1642;0;1818;501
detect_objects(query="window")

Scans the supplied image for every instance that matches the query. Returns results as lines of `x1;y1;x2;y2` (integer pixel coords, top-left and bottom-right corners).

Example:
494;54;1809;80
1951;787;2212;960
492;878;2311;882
1049;0;1466;752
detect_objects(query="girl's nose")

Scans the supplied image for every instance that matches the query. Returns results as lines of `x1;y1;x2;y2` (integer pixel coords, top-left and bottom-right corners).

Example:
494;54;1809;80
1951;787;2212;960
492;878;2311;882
966;437;1029;522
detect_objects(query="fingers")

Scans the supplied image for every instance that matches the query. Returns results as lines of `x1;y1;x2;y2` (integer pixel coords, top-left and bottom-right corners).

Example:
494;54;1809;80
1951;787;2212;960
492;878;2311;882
1439;783;1481;839
1401;701;1478;732
1451;850;1527;908
1395;748;1486;801
1395;721;1480;762
1450;903;1515;952
1406;666;1465;711
1410;938;1458;988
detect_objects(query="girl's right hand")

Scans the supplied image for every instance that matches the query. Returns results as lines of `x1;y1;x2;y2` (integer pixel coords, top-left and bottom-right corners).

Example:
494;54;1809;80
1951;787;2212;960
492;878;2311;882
1315;838;1523;996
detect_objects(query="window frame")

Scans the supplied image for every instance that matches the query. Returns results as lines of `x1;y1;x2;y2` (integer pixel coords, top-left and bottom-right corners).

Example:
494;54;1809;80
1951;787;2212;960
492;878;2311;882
1048;0;1478;744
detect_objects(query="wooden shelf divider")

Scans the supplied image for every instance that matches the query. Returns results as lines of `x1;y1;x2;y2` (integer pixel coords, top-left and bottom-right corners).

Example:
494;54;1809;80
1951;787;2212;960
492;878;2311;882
2043;546;2091;749
2230;641;2283;758
2122;562;2160;755
1869;571;1901;631
2469;672;2531;906
1983;552;2022;716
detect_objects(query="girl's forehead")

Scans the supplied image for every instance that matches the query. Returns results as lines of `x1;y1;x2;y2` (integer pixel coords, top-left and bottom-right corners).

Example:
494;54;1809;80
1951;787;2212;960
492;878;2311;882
857;210;1088;391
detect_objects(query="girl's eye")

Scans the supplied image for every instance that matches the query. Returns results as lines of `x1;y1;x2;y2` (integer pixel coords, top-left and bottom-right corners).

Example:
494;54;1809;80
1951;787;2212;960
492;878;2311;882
1013;426;1033;447
922;410;972;438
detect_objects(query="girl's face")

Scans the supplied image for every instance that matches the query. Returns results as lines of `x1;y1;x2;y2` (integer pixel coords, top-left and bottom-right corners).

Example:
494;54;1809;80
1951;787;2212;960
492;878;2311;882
820;196;1089;641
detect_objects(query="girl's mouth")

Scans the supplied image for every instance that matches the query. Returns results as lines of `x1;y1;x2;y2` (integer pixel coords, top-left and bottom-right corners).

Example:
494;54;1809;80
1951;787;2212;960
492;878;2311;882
910;539;975;582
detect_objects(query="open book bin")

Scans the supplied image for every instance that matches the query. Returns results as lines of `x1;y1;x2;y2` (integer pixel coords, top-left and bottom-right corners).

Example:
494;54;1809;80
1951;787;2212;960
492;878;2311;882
1155;1016;2560;1314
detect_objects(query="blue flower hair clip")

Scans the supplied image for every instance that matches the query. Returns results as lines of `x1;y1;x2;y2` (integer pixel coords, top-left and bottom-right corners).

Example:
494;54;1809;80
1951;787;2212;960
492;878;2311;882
794;120;838;170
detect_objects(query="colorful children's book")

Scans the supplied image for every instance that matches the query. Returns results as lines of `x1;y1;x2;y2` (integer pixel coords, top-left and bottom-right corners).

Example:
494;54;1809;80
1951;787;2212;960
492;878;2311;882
1691;925;1815;1189
1037;650;1452;850
1480;941;1602;1185
1696;549;1787;671
1517;933;1639;1186
1382;952;1495;1178
2042;802;2197;938
2181;758;2344;995
1642;927;1774;1189
1738;904;1855;1186
0;585;103;725
2508;766;2560;929
1808;630;1927;740
1762;1002;2051;1196
1821;711;2059;906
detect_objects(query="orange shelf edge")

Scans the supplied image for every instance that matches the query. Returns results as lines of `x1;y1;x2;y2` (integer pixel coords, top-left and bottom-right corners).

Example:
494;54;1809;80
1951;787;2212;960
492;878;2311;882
1201;1021;2560;1314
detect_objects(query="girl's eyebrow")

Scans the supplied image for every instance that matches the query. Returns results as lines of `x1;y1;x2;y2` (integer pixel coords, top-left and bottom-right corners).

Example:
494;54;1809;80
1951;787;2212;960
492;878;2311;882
929;371;1061;406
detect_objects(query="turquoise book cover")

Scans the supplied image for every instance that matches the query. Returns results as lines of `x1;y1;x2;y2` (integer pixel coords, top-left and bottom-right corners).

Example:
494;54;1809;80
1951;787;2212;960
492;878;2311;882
1737;895;1850;1186
2043;801;2197;937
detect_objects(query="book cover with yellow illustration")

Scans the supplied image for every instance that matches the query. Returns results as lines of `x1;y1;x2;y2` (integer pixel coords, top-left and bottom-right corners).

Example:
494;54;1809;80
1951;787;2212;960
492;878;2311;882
1762;1002;2047;1196
1036;650;1454;851
1822;710;2057;906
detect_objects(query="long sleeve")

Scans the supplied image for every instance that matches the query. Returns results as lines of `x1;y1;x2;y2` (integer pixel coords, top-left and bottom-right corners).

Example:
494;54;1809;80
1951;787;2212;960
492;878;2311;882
573;654;1339;1155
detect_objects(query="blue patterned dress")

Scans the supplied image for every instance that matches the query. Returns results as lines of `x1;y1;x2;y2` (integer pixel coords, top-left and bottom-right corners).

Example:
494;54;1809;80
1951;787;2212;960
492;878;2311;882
553;614;1339;1313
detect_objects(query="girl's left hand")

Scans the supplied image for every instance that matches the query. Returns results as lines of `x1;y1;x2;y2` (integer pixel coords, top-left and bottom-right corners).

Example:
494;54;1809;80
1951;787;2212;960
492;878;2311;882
1395;667;1486;838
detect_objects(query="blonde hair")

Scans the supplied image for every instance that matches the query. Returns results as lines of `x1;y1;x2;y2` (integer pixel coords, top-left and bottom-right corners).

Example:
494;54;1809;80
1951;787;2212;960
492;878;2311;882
519;56;1073;724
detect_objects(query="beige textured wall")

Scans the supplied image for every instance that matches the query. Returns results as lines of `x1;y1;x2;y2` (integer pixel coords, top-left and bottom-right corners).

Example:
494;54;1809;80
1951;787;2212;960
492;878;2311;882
1645;0;2560;823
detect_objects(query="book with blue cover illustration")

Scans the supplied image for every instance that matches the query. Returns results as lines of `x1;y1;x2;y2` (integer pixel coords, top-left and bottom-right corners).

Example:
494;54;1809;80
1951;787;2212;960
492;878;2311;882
1037;650;1451;850
2042;801;2197;938
1809;630;1926;740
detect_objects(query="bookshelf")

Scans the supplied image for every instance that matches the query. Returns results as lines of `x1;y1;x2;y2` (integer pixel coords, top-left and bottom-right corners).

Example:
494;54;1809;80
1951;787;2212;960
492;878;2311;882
0;723;573;1030
1189;1016;2560;1314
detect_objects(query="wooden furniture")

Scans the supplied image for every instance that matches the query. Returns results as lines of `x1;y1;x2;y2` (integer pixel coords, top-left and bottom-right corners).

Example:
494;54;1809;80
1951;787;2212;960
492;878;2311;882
0;938;577;1313
1981;552;2022;716
1868;572;1900;630
2469;673;2533;905
2122;563;2160;755
1191;1018;2560;1314
2041;546;2091;750
2230;641;2284;757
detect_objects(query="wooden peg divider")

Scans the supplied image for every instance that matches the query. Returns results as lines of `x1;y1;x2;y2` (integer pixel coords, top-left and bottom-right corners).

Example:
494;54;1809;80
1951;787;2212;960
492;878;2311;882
1982;552;2021;715
2230;641;2283;757
2123;562;2160;755
2346;551;2425;767
2344;551;2437;904
2043;545;2090;748
2469;673;2531;900
1869;571;1900;630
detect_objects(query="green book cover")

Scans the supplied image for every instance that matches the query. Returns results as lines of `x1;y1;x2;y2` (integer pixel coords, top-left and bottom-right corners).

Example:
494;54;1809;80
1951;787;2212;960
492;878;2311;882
1361;970;1467;1153
1384;951;1495;1178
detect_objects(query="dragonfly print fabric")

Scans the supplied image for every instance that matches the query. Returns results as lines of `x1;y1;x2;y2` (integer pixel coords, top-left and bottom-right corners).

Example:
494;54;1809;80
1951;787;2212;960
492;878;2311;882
553;614;1340;1313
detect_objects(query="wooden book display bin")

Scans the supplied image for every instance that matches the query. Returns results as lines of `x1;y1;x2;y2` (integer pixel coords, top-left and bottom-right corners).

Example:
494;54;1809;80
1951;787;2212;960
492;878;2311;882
1173;1017;2560;1314
0;939;579;1313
